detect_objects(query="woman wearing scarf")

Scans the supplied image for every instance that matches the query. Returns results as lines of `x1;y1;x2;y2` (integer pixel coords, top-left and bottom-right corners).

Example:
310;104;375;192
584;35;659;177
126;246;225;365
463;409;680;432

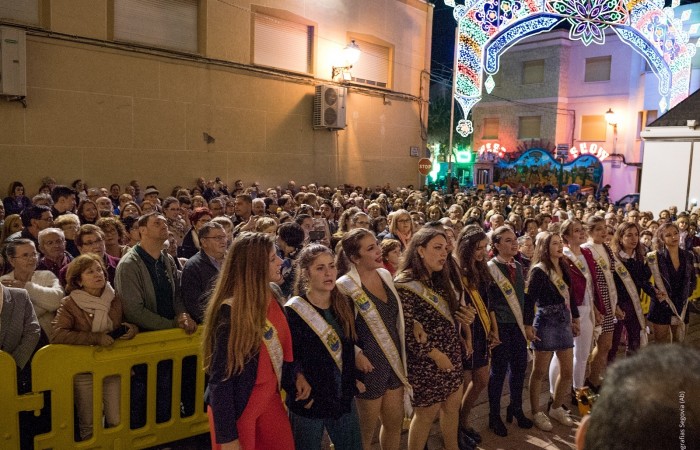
378;209;413;251
51;254;138;441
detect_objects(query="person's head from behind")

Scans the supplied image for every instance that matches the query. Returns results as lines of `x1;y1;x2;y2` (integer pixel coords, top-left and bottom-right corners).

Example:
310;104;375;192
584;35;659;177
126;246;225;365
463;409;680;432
202;232;281;377
276;222;304;256
576;344;699;450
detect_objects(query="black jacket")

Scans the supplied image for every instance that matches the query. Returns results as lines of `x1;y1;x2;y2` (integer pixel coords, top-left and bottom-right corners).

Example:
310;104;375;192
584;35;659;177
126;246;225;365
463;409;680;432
181;250;220;323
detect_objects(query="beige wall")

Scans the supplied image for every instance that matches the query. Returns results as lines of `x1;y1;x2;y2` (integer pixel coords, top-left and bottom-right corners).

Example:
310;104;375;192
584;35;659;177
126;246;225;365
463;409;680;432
0;0;430;193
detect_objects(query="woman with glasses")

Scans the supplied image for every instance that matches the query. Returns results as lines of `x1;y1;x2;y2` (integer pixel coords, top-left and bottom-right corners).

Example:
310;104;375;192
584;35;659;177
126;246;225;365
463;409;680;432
378;209;413;252
1;238;64;337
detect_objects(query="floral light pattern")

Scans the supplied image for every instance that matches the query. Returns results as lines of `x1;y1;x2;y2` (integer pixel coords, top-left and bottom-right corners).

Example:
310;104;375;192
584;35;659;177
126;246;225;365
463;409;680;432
547;0;628;46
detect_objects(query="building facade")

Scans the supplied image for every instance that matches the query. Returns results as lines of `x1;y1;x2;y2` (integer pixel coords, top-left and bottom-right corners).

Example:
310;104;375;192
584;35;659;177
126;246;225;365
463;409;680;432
0;0;433;191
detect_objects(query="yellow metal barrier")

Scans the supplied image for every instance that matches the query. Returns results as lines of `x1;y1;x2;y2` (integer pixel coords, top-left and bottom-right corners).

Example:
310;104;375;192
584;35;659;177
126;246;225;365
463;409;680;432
0;352;44;449
2;328;210;450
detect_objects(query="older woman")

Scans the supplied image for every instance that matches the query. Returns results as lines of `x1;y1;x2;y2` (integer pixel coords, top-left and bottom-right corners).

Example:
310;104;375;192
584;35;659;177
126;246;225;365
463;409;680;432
53;213;81;257
378;209;413;251
96;217;129;258
51;254;137;440
1;239;64;336
37;228;73;277
119;201;141;221
395;227;464;450
179;207;213;259
77;200;99;225
4;181;32;216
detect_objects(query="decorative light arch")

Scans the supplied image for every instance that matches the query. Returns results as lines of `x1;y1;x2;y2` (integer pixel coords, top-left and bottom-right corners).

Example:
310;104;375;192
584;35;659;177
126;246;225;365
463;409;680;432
445;0;696;137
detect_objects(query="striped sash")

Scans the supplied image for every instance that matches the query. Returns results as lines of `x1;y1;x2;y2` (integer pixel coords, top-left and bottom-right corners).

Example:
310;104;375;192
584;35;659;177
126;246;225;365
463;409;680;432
285;296;343;370
647;251;688;327
487;260;526;339
396;280;453;324
613;253;648;346
261;319;284;388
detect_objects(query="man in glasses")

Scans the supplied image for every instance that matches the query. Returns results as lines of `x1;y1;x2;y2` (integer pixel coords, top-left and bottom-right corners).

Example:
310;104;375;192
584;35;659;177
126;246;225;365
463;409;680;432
8;205;53;250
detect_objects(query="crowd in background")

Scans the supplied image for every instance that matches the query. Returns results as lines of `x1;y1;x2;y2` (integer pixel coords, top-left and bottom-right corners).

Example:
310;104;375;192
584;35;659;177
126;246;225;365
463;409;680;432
0;175;697;450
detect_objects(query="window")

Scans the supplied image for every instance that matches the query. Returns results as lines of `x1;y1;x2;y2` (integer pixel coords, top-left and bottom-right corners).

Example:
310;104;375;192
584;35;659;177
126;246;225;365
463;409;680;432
637;110;658;138
522;60;544;84
581;115;607;141
518;116;541;139
482;118;499;139
114;0;198;53
584;56;611;82
253;12;314;74
349;37;392;88
0;0;39;25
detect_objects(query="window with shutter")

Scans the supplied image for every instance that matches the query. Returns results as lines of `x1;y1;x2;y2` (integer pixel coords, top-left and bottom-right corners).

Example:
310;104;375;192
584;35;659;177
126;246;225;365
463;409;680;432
522;60;544;85
253;12;313;74
114;0;198;53
483;118;499;139
581;115;607;141
584;56;611;82
518;116;541;139
0;0;39;25
349;38;392;89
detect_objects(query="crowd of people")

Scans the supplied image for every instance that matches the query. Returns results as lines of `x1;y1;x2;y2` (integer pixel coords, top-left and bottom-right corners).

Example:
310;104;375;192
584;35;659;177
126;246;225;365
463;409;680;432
0;175;697;450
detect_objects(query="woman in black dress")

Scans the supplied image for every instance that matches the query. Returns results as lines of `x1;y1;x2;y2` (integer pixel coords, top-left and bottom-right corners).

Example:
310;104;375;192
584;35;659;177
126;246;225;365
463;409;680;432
337;228;409;450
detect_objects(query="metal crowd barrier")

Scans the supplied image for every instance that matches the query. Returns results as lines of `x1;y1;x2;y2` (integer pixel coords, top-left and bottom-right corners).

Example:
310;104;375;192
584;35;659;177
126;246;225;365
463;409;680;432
1;328;209;449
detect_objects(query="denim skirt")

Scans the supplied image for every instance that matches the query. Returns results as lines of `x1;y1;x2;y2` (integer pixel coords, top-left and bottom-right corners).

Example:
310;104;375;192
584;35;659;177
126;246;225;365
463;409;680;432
532;303;574;352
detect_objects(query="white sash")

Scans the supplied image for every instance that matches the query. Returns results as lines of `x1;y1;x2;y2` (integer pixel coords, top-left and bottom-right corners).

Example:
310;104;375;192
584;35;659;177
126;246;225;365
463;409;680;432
583;243;618;315
613;252;648;347
285;296;343;370
337;273;410;389
563;247;597;344
395;280;453;324
487;260;527;339
646;251;688;327
261;318;284;388
534;262;570;311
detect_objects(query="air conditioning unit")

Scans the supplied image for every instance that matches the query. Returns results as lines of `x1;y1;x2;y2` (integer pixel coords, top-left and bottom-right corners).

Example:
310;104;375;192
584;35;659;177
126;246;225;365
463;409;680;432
0;27;27;97
314;85;346;130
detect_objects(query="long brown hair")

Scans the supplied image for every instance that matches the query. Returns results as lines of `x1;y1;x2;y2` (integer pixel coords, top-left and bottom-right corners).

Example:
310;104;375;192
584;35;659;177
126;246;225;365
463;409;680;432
395;227;459;313
527;231;568;286
293;244;357;341
611;221;645;260
336;228;375;276
456;224;489;288
202;232;275;378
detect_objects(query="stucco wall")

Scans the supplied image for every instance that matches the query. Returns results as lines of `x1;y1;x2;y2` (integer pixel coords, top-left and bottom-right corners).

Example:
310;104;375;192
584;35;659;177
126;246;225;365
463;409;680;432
0;0;430;192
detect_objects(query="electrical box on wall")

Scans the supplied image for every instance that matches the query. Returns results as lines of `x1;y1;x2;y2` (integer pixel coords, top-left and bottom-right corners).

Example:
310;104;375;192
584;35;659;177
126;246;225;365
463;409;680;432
313;85;347;130
0;27;27;97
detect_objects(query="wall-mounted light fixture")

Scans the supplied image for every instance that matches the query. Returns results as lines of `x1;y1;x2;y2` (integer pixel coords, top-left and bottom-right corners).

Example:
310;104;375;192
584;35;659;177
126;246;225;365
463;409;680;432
605;108;619;164
332;40;361;81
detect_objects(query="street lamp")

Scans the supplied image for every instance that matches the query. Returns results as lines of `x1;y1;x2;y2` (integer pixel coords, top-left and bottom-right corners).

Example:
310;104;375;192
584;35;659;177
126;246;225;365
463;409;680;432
332;40;361;81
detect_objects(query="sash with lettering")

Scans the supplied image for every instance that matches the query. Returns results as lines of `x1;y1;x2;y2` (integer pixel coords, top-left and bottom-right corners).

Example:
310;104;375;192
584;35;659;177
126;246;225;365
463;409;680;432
613;252;648;347
395;280;454;325
337;274;410;389
534;262;570;312
487;260;527;340
461;276;491;335
646;251;688;330
285;296;343;371
262;318;284;388
582;243;618;315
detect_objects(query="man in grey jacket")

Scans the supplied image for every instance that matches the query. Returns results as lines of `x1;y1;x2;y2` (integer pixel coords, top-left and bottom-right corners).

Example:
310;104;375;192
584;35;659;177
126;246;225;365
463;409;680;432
115;212;196;426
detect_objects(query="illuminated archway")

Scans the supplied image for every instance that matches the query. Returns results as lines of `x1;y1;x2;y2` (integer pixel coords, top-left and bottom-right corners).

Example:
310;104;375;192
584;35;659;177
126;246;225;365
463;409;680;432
446;0;696;137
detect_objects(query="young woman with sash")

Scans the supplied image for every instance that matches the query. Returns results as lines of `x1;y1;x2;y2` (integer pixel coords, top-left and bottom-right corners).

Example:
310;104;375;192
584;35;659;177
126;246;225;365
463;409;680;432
609;222;655;358
336;228;409;450
552;219;603;405
525;232;580;431
285;244;363;450
455;225;498;448
394;227;464;450
486;226;533;437
581;216;622;392
203;232;310;450
647;222;697;343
